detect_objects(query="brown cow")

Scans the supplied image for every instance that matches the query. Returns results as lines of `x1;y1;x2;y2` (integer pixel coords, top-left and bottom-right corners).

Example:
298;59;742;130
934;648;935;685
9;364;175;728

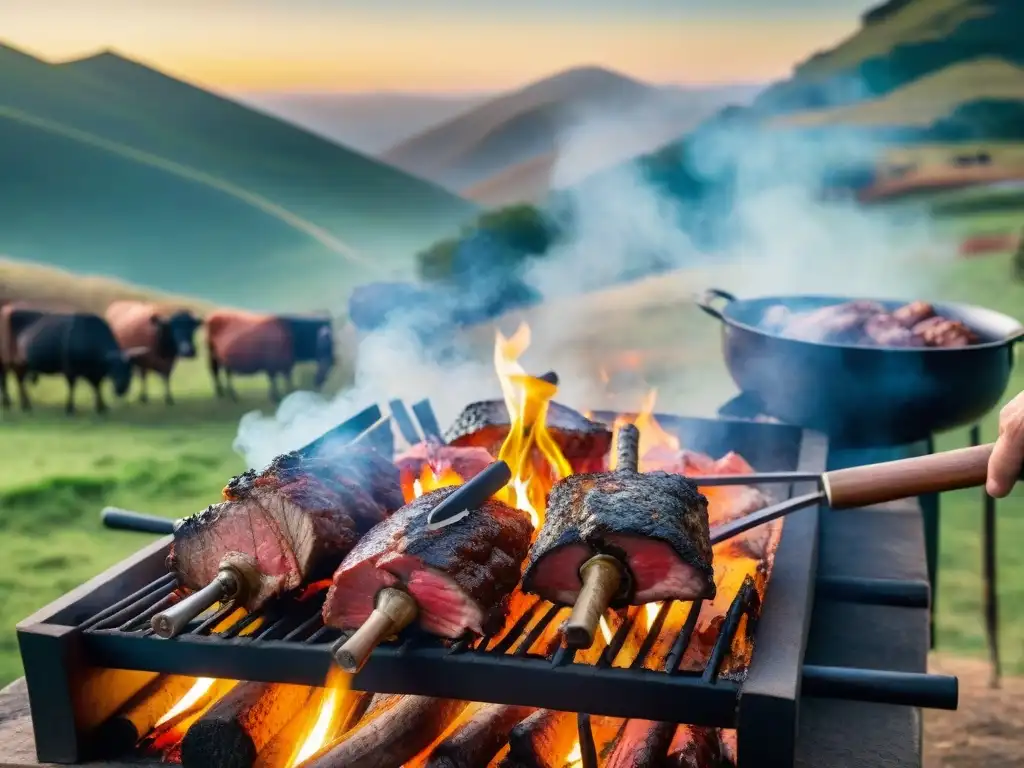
105;301;203;405
205;310;289;401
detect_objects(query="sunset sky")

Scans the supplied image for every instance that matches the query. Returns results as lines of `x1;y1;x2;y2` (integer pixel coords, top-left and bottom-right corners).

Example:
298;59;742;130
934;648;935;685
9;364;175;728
4;0;878;93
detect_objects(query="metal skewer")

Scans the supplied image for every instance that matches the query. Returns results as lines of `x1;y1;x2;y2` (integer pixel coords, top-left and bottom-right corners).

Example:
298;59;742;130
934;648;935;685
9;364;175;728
151;554;261;639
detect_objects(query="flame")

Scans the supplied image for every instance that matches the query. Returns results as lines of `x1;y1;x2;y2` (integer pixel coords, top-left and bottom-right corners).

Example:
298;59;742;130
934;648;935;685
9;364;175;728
289;667;352;767
566;741;583;768
492;323;572;529
611;389;680;471
412;464;463;499
645;601;662;630
151;609;260;730
154;677;216;727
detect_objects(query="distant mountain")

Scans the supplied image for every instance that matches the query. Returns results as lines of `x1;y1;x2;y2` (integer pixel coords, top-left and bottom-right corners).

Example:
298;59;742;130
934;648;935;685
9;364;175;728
382;66;762;203
238;91;492;154
0;43;477;309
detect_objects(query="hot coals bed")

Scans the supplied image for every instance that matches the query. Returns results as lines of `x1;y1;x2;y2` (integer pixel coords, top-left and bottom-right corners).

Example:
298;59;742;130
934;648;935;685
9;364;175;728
16;407;956;768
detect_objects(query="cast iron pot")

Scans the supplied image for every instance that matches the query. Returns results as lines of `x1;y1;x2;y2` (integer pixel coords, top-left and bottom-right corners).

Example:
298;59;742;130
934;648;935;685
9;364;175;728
696;289;1024;446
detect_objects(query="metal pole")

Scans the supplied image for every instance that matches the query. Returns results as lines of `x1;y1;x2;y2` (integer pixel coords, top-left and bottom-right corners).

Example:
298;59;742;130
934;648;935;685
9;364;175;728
972;424;1002;687
921;435;939;650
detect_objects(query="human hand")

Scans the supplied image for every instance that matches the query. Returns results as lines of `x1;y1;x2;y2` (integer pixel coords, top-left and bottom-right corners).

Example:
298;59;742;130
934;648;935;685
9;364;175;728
987;391;1024;497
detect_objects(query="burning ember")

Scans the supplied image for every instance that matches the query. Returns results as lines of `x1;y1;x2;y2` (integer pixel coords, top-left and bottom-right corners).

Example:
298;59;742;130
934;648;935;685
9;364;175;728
102;321;782;768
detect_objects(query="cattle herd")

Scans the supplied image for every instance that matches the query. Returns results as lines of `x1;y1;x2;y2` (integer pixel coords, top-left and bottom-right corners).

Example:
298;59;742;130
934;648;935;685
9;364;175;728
0;300;336;415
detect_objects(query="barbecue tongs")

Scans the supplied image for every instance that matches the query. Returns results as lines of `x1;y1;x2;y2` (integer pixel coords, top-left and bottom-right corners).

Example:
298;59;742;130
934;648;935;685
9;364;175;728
705;442;1012;544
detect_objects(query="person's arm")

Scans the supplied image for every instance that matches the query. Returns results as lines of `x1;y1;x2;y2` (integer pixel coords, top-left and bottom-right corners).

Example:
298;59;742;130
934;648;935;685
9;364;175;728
987;391;1024;497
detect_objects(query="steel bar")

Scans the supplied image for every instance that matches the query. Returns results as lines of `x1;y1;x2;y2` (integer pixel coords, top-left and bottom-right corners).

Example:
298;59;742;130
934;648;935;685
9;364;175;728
972;424;1002;687
710;491;826;544
388;399;423;445
815;577;929;609
411;399;444;441
801;665;958;710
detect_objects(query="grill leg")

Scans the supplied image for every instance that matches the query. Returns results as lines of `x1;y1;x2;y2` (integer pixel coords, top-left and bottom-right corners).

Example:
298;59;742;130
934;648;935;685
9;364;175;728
921;435;939;650
971;425;1002;687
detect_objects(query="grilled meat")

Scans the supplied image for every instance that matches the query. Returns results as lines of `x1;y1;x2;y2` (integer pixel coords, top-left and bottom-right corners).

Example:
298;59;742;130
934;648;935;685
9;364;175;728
777;300;884;343
769;298;981;348
604;719;676;768
912;315;980;347
892;300;935;328
395;441;496;494
667;726;723;768
645;449;777;561
522;468;715;605
499;710;578;768
170;445;402;608
323;487;533;638
224;442;404;514
445;399;612;474
425;703;536;768
304;695;468;768
864;314;923;347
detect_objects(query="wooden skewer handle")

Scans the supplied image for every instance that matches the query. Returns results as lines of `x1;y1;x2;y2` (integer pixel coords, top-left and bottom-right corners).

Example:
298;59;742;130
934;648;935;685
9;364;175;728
564;556;623;649
333;588;418;673
823;443;995;510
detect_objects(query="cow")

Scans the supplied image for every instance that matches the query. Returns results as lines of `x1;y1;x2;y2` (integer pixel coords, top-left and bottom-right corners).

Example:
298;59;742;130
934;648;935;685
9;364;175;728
0;306;147;414
105;301;203;405
205;310;334;402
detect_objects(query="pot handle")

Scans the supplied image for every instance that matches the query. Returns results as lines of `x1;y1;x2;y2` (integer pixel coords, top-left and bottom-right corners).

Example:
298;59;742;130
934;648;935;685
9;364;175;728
695;288;737;322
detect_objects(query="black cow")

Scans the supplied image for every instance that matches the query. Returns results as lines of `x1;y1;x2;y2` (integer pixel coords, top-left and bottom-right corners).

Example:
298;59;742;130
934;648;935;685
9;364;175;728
0;308;147;414
279;315;335;391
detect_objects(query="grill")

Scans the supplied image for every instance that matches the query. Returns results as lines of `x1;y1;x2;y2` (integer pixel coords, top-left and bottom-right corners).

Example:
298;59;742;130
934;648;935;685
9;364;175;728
16;407;958;767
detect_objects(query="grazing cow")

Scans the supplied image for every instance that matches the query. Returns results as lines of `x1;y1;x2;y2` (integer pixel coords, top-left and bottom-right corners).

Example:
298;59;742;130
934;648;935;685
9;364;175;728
105;301;203;405
278;314;335;390
0;307;146;414
206;311;335;401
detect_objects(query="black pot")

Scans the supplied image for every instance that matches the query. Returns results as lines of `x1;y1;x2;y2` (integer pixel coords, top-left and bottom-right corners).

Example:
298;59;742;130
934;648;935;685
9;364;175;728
697;289;1024;446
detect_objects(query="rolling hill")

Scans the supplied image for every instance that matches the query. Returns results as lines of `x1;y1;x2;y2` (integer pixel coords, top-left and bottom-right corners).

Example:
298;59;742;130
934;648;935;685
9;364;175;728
239;91;492;155
0;43;477;309
382;66;761;203
777;57;1024;127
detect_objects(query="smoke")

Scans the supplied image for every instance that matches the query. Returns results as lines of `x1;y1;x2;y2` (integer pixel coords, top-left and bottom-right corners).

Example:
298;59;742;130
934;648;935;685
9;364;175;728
234;77;953;469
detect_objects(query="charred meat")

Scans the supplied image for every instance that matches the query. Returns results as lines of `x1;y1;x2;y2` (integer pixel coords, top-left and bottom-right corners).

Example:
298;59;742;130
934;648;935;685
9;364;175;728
522;466;715;605
170;445;402;608
395;441;496;489
645;449;777;561
323;487;533;638
445;400;612;473
223;442;404;514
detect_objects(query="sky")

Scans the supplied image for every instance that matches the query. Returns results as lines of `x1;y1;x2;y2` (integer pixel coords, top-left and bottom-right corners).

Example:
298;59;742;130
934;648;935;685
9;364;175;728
3;0;880;93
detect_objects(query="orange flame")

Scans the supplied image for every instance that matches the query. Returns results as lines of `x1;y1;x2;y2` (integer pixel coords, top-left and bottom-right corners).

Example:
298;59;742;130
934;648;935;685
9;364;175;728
150;609;260;731
492;323;572;529
566;741;583;768
289;667;352;767
412;464;463;499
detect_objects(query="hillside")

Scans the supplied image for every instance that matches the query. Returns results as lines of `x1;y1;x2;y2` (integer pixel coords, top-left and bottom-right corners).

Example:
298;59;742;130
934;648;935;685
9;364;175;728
0;257;213;315
0;43;477;308
778;57;1024;127
382;66;759;200
239;91;491;155
796;0;988;78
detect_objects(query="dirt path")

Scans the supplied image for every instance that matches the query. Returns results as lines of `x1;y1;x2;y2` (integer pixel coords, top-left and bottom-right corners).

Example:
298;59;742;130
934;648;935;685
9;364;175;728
925;654;1024;767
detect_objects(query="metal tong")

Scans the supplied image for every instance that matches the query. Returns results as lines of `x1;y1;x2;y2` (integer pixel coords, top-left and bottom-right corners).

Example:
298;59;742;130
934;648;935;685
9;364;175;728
709;442;1011;544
